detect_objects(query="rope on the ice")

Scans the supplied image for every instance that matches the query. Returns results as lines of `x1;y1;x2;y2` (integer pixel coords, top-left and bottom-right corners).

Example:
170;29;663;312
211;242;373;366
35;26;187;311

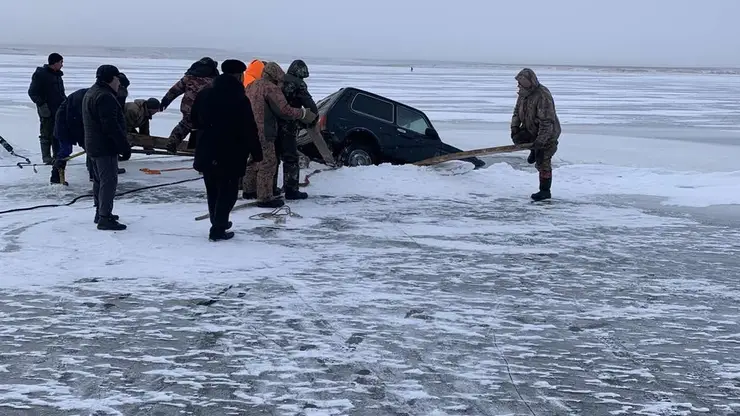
299;166;340;187
0;177;202;216
248;205;302;224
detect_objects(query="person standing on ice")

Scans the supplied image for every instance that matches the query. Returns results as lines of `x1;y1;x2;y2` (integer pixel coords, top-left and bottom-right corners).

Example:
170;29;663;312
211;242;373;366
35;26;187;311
28;53;66;165
191;59;263;241
242;62;317;208
82;65;130;231
510;68;561;201
160;57;219;154
273;59;319;200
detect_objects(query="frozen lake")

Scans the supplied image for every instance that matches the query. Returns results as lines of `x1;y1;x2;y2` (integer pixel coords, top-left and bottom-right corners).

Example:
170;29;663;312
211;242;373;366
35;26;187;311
0;53;739;415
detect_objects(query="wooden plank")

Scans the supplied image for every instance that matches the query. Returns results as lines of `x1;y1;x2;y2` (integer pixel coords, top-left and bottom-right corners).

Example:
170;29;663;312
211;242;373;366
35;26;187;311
130;148;194;157
303;126;337;166
413;144;532;166
128;133;193;153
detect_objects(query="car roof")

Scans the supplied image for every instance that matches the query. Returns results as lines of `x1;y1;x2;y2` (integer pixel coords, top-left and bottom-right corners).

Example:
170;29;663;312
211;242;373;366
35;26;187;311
342;87;405;107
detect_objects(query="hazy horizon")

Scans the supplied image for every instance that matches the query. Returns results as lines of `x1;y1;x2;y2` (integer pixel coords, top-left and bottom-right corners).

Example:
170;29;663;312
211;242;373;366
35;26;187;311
0;0;737;68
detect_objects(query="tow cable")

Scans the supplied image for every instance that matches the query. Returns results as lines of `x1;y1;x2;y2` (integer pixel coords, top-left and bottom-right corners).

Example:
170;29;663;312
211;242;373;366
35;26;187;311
0;135;36;172
0;177;201;216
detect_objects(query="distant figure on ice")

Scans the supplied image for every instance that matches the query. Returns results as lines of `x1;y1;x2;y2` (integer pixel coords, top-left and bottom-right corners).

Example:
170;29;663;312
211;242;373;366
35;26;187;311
28;53;66;164
273;59;319;200
160;57;219;154
242;62;317;208
191;59;262;241
82;65;130;231
410;66;413;72
510;68;561;201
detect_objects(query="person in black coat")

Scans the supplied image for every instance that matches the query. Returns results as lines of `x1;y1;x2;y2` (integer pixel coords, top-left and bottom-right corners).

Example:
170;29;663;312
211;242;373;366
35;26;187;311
28;53;66;164
82;65;130;231
192;59;263;241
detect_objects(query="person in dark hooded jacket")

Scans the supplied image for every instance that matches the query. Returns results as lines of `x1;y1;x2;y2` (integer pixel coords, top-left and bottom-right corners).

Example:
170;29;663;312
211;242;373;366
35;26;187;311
28;53;66;164
191;59;262;241
50;87;87;185
160;57;219;154
510;68;561;201
272;59;319;200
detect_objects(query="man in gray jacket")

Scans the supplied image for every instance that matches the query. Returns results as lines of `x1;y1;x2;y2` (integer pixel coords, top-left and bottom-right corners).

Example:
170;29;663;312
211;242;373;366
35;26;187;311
82;65;130;231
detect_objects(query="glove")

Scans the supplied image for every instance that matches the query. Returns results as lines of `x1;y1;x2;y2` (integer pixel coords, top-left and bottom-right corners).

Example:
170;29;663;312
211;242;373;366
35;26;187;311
527;150;536;164
532;139;545;150
510;126;520;140
160;97;171;111
119;147;131;161
53;158;67;170
300;108;318;125
37;104;51;118
165;138;179;154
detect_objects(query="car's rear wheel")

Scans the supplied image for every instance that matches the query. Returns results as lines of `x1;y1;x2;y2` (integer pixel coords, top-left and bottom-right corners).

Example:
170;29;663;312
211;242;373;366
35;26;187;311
340;142;378;167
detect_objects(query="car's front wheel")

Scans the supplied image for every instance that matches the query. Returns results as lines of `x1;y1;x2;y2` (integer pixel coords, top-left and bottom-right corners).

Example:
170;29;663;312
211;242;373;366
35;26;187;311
339;142;378;167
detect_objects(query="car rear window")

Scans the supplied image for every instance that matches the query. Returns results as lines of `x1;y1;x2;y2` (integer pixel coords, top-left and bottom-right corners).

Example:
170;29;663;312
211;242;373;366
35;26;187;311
317;89;342;111
351;93;394;123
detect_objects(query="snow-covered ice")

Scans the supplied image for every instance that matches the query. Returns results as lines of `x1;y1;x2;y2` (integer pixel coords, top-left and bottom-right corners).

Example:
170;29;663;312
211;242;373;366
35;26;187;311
1;52;739;415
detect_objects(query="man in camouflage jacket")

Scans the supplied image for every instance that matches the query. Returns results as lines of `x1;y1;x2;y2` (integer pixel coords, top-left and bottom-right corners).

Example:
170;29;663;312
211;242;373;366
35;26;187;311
510;68;561;201
273;59;319;200
242;62;317;208
160;57;219;153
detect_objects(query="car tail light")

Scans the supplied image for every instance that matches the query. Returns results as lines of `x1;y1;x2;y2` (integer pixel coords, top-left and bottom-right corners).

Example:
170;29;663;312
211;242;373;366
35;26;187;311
318;114;326;131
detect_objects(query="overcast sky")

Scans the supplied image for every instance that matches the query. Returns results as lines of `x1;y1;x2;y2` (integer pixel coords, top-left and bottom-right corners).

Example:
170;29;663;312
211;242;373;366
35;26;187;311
0;0;737;67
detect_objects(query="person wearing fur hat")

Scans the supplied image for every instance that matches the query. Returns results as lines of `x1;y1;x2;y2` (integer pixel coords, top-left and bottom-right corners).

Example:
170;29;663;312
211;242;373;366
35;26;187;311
191;59;262;241
82;65;130;231
28;52;66;164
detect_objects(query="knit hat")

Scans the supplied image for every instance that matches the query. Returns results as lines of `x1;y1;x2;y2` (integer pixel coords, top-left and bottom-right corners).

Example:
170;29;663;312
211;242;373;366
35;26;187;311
144;98;161;110
96;65;121;83
48;53;63;65
118;72;130;88
221;59;247;75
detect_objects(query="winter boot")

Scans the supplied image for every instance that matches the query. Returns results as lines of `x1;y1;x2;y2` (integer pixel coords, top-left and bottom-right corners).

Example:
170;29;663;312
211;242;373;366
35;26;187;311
273;187;283;196
117;168;126;175
284;189;308;200
257;198;285;209
49;168;69;186
209;229;235;241
40;143;52;165
94;212;119;224
97;215;127;231
242;191;257;199
531;177;552;202
527;150;536;164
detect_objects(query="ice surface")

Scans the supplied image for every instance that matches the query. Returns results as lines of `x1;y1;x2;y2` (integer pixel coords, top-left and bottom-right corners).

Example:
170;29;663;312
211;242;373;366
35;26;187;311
0;52;739;415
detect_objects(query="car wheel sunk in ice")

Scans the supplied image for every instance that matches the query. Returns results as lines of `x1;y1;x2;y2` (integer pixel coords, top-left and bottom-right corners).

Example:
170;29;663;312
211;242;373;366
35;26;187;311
340;141;378;167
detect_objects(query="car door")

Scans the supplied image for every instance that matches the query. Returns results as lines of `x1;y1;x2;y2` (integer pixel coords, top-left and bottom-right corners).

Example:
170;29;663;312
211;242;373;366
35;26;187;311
348;92;398;156
394;105;440;162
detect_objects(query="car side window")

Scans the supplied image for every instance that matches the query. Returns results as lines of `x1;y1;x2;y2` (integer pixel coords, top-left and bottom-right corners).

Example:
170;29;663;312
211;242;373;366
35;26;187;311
396;105;430;135
351;93;394;123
